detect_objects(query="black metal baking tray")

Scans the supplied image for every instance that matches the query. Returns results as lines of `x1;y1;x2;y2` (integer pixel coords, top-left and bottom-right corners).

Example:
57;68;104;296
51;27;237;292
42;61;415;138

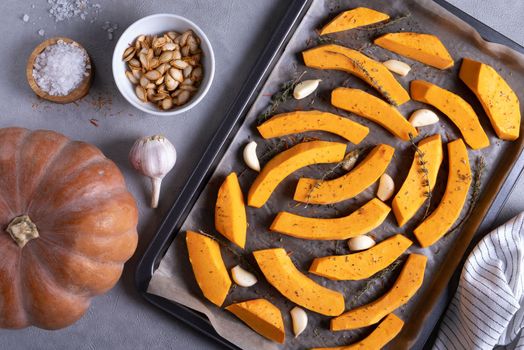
135;1;524;349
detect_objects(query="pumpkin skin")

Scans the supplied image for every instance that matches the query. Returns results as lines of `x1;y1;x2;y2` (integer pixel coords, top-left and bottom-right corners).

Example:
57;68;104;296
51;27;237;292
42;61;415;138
0;128;138;330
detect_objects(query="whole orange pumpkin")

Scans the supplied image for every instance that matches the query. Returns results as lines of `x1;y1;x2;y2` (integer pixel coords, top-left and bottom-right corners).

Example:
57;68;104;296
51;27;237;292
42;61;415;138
0;128;138;330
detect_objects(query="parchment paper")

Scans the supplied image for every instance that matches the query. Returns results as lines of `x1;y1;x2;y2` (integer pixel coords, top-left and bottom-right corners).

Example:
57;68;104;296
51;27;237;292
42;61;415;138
148;0;524;349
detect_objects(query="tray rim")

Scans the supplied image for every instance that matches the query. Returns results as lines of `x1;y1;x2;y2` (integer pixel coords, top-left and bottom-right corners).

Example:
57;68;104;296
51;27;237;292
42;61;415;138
135;1;524;349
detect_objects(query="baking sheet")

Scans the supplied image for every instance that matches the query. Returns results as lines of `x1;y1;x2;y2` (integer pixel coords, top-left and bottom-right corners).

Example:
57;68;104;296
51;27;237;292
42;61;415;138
147;0;524;349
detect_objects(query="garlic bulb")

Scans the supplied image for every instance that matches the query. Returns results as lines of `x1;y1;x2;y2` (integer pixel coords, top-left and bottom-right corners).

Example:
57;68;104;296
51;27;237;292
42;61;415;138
293;79;321;100
129;135;177;208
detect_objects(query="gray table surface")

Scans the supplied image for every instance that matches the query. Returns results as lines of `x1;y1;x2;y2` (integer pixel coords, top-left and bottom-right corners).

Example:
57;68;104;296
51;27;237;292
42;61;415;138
1;1;523;349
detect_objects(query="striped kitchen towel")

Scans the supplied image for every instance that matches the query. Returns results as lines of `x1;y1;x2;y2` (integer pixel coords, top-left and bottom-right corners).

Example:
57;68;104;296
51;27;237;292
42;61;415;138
434;212;524;350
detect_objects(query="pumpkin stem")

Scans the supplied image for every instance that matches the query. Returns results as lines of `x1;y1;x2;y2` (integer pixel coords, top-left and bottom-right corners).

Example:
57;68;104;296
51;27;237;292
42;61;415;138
6;215;39;248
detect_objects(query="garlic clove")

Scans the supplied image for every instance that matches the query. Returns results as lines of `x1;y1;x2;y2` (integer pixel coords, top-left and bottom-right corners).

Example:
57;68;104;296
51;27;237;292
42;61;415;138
341;149;360;171
231;265;258;287
409;109;440;127
383;59;411;76
129;135;177;208
348;235;376;252
377;173;395;201
293;79;321;100
243;141;261;172
290;306;308;337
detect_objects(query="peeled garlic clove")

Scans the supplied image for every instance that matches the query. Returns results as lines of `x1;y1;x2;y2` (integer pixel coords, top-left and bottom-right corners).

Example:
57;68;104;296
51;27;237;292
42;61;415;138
293;79;321;100
409;109;440;127
290;306;307;337
383;59;411;77
231;265;257;287
243;141;260;172
348;235;376;252
377;173;395;201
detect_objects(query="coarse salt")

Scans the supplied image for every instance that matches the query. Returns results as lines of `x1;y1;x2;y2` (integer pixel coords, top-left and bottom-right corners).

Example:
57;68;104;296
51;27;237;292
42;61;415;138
32;40;89;96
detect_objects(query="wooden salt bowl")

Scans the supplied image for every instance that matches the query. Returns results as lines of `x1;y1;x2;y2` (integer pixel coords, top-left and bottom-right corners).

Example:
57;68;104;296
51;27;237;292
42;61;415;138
26;37;93;104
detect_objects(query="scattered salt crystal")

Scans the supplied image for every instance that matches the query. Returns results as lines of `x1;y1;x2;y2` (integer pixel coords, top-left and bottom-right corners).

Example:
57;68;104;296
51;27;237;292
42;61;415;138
48;0;100;22
22;14;29;22
32;40;89;96
38;29;45;36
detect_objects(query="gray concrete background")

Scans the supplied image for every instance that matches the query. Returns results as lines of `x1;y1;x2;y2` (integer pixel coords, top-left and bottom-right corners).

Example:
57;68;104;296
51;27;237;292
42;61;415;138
0;1;522;349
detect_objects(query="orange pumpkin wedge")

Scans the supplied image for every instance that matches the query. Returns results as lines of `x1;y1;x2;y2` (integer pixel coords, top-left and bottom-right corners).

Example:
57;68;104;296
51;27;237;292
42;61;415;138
253;248;345;316
226;299;285;343
374;32;454;69
331;254;427;331
331;87;418;140
257;110;369;144
215;172;247;248
186;231;231;307
392;134;443;227
414;139;471;247
294;144;395;205
311;313;404;350
460;58;521;141
270;198;390;240
302;44;410;106
309;234;412;280
247;141;346;208
319;7;390;35
411;80;489;150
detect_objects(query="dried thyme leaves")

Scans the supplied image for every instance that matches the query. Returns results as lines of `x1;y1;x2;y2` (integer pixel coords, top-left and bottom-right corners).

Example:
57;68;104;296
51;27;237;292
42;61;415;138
408;133;433;219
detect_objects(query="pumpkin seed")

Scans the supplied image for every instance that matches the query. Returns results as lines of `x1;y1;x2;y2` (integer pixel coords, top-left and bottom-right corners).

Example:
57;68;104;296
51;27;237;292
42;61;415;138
165;74;179;91
135;85;147;102
146;88;156;100
145;70;162;81
168;67;184;82
162;42;177;51
166;31;179;40
155;76;165;85
183;65;193;78
173;49;182;60
140;76;150;88
128;58;141;68
180;84;197;92
175;90;191;105
172;59;189;69
123;47;135;60
181;45;190;57
159;51;174;63
161;98;173;110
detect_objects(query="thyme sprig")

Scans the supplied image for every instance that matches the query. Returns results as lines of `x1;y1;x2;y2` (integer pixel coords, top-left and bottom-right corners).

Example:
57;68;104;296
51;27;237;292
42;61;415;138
408;133;432;219
356;13;412;31
316;36;343;46
325;50;397;106
303;148;362;207
446;156;486;235
349;258;403;308
257;71;307;124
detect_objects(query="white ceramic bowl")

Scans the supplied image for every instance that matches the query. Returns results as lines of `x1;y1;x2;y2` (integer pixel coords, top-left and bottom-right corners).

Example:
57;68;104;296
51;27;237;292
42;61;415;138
112;14;215;116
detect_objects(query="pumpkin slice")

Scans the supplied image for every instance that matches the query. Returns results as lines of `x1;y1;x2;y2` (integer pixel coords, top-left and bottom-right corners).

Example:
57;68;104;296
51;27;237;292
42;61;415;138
186;231;231;306
331;254;427;331
414;139;471;247
302;44;410;106
294;144;395;204
331;87;418;140
319;7;390;35
459;58;521;141
309;234;412;280
215;172;247;248
257;110;369;144
270;198;390;240
374;32;454;69
253;248;345;316
392;134;443;227
226;299;285;343
312;313;404;350
247;141;346;208
410;80;489;149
